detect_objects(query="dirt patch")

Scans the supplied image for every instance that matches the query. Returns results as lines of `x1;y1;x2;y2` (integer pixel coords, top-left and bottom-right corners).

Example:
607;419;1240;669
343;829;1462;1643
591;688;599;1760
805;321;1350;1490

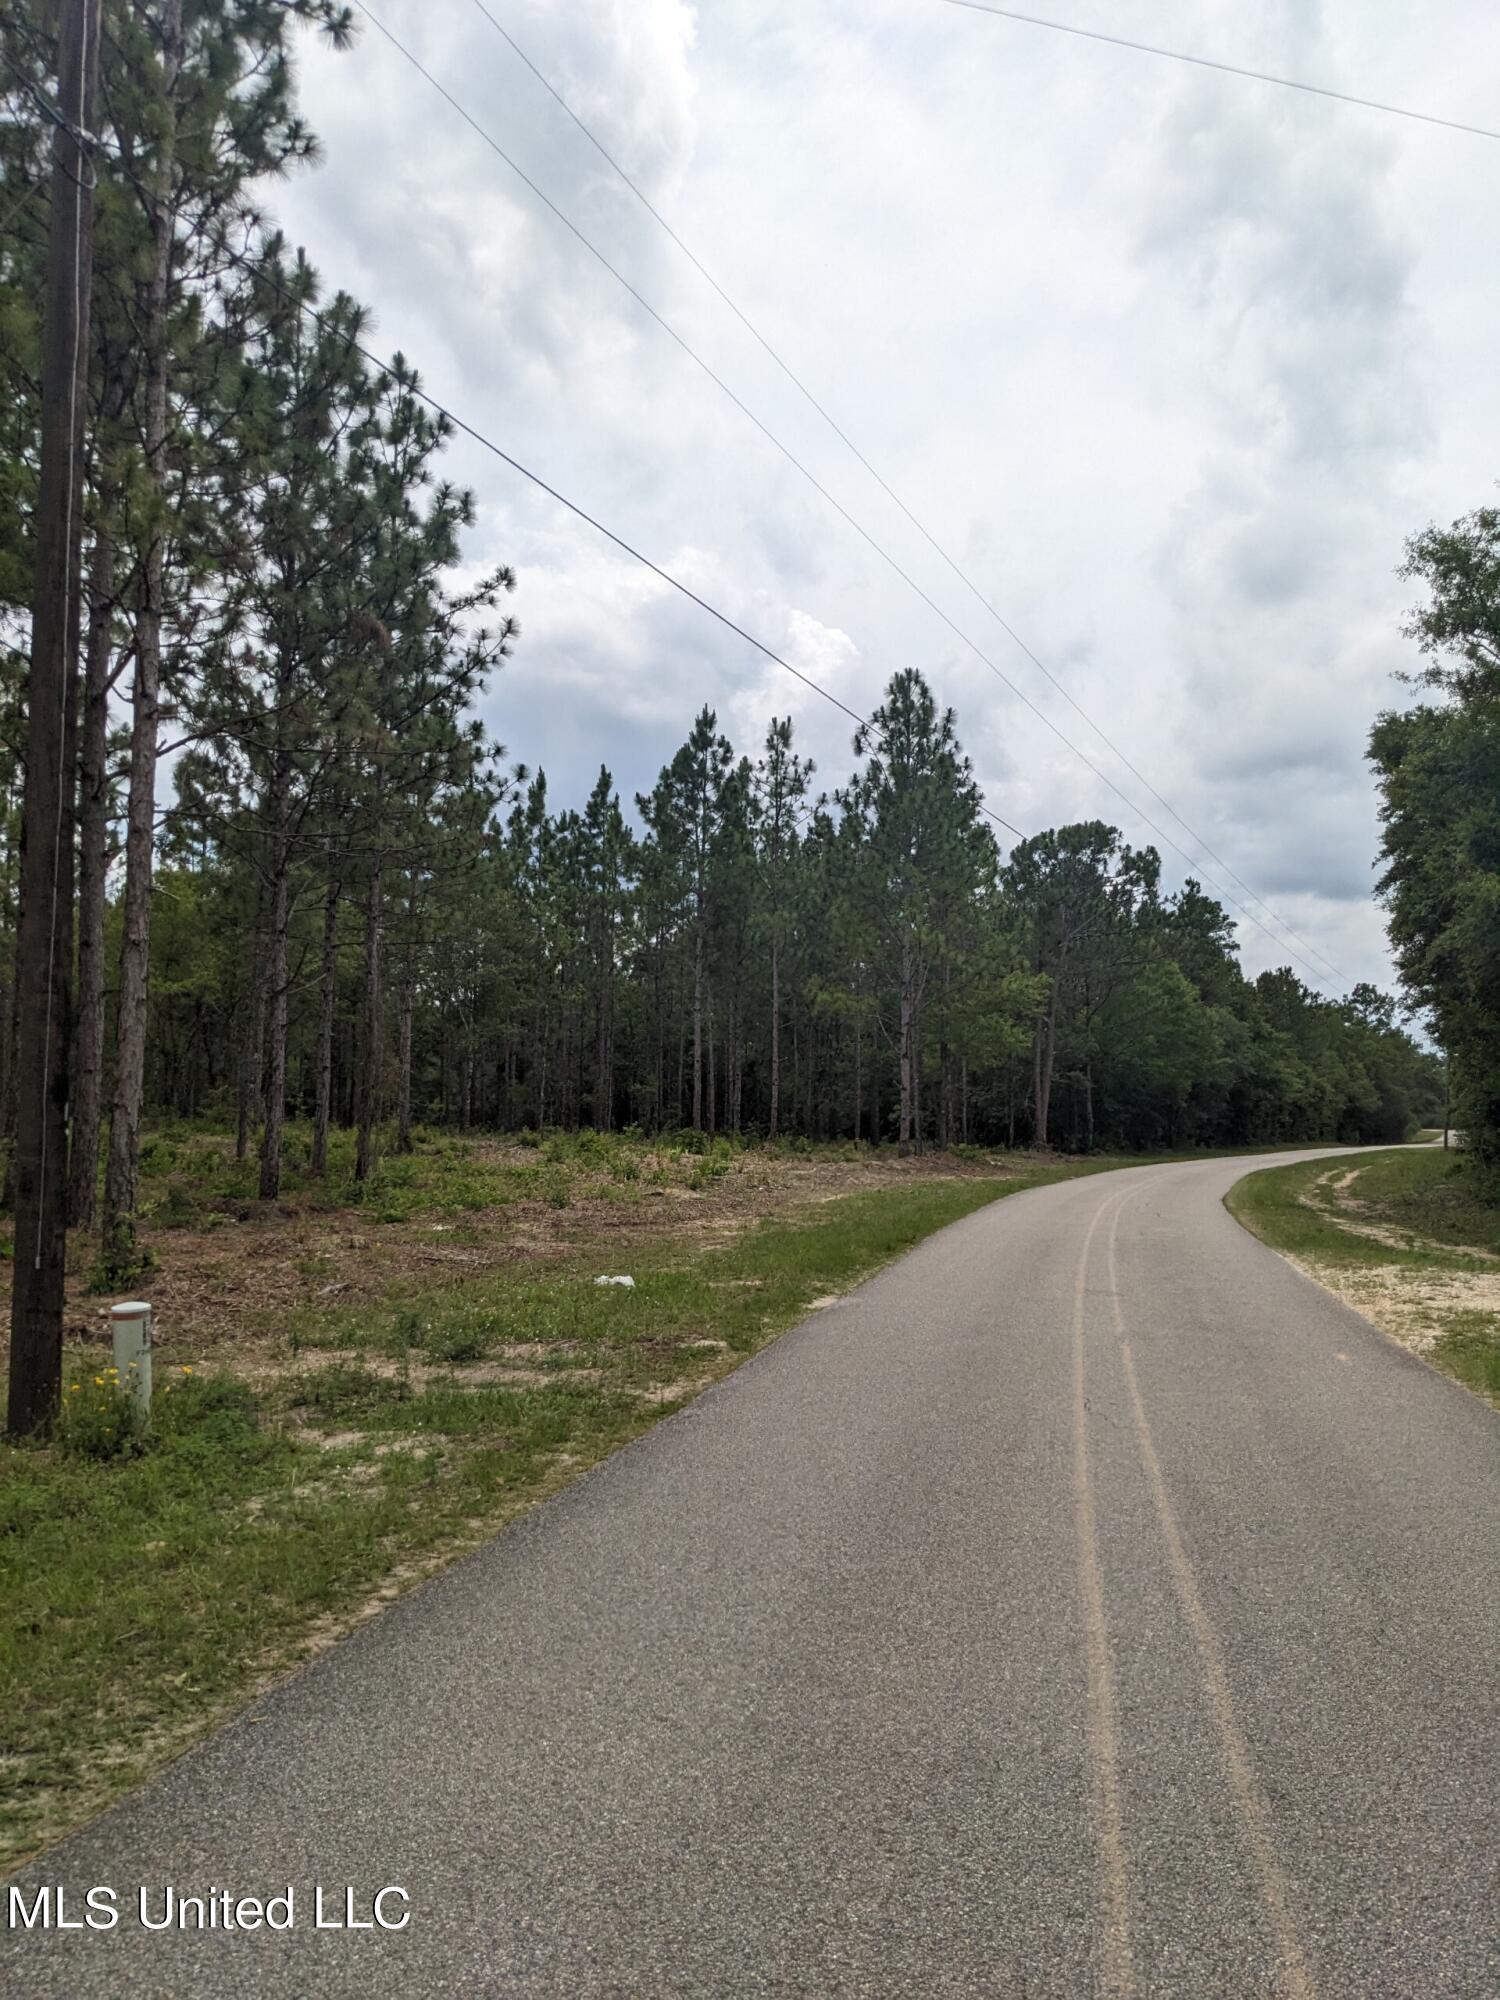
1288;1254;1500;1357
9;1138;1030;1386
287;1350;602;1390
635;1377;703;1405
1297;1165;1500;1261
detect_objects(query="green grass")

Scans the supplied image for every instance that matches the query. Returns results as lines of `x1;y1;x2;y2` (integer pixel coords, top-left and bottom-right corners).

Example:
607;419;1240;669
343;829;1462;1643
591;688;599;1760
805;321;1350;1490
6;1133;1436;1870
0;1160;1091;1871
1430;1312;1500;1400
1227;1148;1500;1406
112;1121;1364;1241
1338;1146;1500;1254
1227;1148;1499;1271
119;1121;584;1234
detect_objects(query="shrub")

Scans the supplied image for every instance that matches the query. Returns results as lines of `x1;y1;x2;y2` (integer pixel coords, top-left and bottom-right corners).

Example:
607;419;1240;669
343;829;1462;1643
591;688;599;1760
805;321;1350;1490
57;1368;150;1462
424;1325;488;1365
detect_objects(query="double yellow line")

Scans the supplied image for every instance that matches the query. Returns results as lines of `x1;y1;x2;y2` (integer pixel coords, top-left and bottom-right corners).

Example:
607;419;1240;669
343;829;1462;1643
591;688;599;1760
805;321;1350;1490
1071;1185;1315;2000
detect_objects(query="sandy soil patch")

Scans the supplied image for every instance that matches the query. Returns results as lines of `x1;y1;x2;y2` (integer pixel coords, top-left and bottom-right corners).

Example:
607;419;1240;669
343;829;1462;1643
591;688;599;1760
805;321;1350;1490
1288;1253;1500;1357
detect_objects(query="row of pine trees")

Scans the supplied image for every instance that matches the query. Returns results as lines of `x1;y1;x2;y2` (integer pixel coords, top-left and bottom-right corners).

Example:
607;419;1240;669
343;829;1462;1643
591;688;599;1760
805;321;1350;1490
105;674;1441;1191
0;3;1441;1289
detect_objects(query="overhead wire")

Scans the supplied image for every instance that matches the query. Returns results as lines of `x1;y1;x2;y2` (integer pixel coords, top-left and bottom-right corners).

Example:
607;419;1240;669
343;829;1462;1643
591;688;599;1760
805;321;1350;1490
14;34;1350;976
937;0;1500;144
349;0;1345;987
6;70;1026;839
462;0;1352;985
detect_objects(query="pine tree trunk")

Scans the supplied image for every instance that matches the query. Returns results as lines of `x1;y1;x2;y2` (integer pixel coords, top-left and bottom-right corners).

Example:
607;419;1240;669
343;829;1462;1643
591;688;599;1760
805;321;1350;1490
730;995;741;1136
68;521;116;1227
5;0;100;1429
396;979;414;1152
595;951;614;1133
311;868;339;1176
706;984;717;1138
235;909;265;1163
396;876;418;1154
257;736;293;1200
0;961;16;1212
852;1015;862;1142
691;898;705;1130
898;938;915;1156
1033;983;1058;1148
99;649;160;1273
768;940;781;1140
0;761;20;1208
100;0;181;1279
354;842;383;1181
535;1000;548;1130
912;987;924;1155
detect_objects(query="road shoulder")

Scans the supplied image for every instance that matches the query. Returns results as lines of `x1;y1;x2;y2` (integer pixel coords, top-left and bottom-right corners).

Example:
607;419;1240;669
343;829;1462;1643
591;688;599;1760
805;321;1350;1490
1225;1147;1500;1406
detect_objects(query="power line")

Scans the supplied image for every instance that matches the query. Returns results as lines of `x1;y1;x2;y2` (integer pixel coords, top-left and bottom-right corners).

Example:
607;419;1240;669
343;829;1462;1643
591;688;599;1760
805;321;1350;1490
6;54;1023;841
463;0;1351;986
14;9;99;1272
938;1;1500;144
393;411;1026;841
18;37;1344;983
350;2;1344;988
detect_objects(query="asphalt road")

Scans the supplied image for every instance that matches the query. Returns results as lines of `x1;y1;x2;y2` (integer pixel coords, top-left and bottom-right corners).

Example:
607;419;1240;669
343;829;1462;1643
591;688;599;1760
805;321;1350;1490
5;1152;1498;1998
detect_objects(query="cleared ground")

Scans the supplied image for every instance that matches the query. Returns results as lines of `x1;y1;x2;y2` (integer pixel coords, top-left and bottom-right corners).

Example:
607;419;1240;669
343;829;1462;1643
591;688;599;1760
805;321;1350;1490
0;1127;1108;1869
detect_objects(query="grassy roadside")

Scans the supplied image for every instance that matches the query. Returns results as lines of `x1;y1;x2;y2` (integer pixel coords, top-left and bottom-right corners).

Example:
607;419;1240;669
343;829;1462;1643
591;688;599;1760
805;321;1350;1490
1227;1148;1500;1403
3;1131;1424;1870
1;1146;1101;1872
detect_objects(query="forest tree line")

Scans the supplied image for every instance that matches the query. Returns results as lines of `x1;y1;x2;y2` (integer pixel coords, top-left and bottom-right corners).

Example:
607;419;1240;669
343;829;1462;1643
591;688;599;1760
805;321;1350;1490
125;675;1443;1178
0;1;1452;1307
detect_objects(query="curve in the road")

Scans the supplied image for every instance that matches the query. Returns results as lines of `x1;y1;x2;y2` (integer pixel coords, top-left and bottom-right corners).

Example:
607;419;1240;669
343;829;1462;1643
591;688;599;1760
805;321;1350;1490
5;1150;1497;1999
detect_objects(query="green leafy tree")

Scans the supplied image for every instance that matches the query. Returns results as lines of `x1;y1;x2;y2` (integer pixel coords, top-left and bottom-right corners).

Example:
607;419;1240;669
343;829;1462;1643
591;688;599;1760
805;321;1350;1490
1371;504;1500;1180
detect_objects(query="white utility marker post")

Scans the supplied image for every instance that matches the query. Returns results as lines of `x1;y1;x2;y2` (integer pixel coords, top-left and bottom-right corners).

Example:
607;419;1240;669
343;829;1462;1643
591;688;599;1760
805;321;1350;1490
110;1300;153;1417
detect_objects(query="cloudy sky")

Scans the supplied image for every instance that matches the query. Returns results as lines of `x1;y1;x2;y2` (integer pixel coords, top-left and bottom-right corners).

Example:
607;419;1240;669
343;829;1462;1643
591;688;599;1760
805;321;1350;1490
270;0;1499;996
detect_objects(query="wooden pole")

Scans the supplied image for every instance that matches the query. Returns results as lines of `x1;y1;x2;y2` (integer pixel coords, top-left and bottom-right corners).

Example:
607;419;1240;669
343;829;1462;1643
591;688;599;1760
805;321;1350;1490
7;0;103;1435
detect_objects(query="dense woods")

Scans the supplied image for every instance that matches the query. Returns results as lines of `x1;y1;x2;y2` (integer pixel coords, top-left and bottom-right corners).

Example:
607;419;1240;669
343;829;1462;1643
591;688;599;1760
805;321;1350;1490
0;0;1446;1320
92;680;1443;1174
1371;507;1500;1188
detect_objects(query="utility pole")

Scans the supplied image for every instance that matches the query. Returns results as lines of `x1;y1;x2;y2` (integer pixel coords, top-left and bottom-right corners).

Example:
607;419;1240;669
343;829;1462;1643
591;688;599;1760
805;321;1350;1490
7;0;104;1436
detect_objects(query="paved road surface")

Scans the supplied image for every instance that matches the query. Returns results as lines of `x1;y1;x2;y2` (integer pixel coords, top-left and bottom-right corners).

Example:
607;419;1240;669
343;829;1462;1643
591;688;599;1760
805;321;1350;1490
6;1152;1498;1997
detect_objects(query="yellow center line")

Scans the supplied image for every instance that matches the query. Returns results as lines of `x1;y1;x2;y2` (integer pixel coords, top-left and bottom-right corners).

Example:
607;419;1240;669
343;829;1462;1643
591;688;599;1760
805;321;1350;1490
1106;1195;1317;2000
1073;1190;1135;1998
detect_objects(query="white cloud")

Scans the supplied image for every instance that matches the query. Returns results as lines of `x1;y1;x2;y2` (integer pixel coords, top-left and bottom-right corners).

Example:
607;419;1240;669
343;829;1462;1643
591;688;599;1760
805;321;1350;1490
267;0;1500;993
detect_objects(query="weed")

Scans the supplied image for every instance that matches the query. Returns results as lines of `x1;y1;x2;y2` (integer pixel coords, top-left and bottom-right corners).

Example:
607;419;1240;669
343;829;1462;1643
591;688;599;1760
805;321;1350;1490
295;1363;412;1416
56;1369;150;1462
1430;1312;1500;1399
423;1324;490;1365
